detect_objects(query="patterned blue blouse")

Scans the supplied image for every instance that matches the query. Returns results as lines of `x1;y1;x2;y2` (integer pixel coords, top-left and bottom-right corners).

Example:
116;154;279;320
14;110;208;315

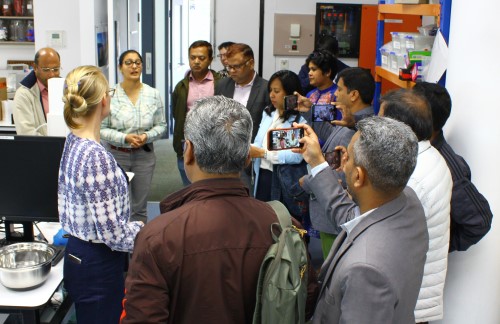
58;133;143;252
100;83;167;147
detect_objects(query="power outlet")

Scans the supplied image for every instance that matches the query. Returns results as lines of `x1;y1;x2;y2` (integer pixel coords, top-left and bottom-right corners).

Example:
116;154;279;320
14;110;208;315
279;59;289;70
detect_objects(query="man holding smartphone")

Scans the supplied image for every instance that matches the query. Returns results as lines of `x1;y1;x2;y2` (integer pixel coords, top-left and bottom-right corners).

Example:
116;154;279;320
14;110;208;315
294;117;428;323
300;67;375;259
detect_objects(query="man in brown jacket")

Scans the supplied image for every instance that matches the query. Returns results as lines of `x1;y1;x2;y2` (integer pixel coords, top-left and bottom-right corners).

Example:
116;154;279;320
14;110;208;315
121;95;317;323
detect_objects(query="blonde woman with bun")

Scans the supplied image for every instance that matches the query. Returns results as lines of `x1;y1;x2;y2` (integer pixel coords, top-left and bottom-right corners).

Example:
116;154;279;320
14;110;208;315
58;65;144;324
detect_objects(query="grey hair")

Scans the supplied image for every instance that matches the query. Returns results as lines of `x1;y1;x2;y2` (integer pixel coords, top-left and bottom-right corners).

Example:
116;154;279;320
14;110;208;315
353;116;418;192
184;95;253;174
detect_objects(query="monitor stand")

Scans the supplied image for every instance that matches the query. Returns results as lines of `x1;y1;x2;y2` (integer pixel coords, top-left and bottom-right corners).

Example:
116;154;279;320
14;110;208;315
4;221;34;242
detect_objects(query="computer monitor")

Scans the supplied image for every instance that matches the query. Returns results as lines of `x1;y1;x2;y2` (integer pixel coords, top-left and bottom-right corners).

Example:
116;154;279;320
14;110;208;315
0;135;66;242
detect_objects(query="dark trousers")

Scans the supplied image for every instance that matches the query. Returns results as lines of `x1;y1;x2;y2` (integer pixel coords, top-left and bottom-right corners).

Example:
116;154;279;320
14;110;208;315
64;236;127;324
255;168;273;202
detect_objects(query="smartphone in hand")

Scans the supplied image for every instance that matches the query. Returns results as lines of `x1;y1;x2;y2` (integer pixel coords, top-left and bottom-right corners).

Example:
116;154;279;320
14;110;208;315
312;104;337;122
284;95;298;111
268;127;304;151
324;149;341;169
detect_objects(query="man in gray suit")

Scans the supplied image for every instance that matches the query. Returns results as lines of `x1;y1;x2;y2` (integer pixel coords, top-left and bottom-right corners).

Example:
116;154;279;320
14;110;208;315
214;43;269;142
294;116;428;323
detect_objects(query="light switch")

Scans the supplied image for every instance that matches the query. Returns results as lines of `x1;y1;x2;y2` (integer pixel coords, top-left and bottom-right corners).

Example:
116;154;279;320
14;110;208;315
145;52;152;74
290;24;301;38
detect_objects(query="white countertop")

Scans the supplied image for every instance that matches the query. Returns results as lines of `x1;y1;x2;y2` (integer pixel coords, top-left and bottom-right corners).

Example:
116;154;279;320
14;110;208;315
0;222;64;308
0;259;63;308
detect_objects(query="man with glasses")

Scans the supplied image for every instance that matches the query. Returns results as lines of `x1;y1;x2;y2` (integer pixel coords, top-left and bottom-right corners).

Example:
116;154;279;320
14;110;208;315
216;41;234;78
215;43;270;192
13;47;61;135
215;43;269;142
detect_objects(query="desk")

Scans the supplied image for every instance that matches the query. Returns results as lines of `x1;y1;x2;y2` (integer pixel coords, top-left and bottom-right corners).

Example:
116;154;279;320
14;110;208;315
0;223;70;323
1;99;15;134
0;260;67;323
0;126;15;135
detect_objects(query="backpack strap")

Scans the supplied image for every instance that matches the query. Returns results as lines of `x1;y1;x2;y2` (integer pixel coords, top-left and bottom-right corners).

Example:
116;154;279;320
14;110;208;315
267;200;292;229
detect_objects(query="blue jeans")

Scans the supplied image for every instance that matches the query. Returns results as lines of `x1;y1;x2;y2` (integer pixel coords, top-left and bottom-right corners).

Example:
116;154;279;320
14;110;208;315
177;157;191;186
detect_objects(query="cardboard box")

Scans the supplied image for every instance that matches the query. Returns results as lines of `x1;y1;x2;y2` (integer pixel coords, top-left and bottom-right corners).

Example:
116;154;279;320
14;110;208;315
0;77;7;101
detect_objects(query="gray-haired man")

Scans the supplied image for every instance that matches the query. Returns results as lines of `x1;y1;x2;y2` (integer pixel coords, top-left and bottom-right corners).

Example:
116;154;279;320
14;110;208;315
122;96;316;323
294;116;428;323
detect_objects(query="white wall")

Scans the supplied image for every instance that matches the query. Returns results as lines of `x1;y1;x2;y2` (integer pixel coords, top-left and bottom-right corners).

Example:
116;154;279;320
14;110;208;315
0;45;34;70
262;0;378;79
213;0;378;80
34;0;108;79
433;0;500;323
213;0;261;72
155;0;166;106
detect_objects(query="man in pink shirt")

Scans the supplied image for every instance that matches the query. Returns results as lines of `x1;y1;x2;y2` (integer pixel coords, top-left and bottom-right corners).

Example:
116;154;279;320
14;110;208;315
13;47;61;135
172;40;222;185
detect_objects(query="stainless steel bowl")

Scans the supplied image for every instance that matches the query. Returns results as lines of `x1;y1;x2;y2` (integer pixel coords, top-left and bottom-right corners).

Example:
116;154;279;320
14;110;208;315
0;242;54;290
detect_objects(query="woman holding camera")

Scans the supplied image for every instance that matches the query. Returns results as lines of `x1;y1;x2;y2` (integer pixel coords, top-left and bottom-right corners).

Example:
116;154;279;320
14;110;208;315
58;65;144;323
101;50;167;223
250;70;307;216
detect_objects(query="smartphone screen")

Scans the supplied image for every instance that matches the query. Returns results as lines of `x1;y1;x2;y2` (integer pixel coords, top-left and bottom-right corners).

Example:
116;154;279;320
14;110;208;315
267;127;304;151
324;150;341;169
312;104;337;122
284;95;298;111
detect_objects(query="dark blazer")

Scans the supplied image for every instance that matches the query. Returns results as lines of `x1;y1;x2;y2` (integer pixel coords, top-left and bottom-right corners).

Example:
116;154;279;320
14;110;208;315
215;73;270;141
313;187;428;324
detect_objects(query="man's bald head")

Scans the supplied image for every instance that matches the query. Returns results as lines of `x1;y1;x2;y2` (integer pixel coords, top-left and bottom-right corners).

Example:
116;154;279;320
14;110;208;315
34;47;61;87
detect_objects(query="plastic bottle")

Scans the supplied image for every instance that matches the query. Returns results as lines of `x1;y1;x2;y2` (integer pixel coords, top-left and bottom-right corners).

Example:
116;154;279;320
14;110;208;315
13;0;23;16
25;0;32;16
2;0;13;16
0;20;8;41
13;19;25;41
25;19;33;41
8;20;16;40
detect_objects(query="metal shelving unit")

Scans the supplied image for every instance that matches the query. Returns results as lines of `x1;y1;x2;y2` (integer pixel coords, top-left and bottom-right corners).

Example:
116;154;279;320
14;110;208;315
373;0;452;112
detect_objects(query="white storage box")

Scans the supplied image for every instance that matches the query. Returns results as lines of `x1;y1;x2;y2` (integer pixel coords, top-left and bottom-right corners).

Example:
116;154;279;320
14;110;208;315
379;42;393;69
389;52;399;72
404;34;435;51
388;51;408;73
390;32;405;53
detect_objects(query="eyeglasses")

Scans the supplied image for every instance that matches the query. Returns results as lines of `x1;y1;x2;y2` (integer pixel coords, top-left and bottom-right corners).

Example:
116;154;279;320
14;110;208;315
40;67;61;73
227;59;251;71
108;88;116;97
123;60;142;67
